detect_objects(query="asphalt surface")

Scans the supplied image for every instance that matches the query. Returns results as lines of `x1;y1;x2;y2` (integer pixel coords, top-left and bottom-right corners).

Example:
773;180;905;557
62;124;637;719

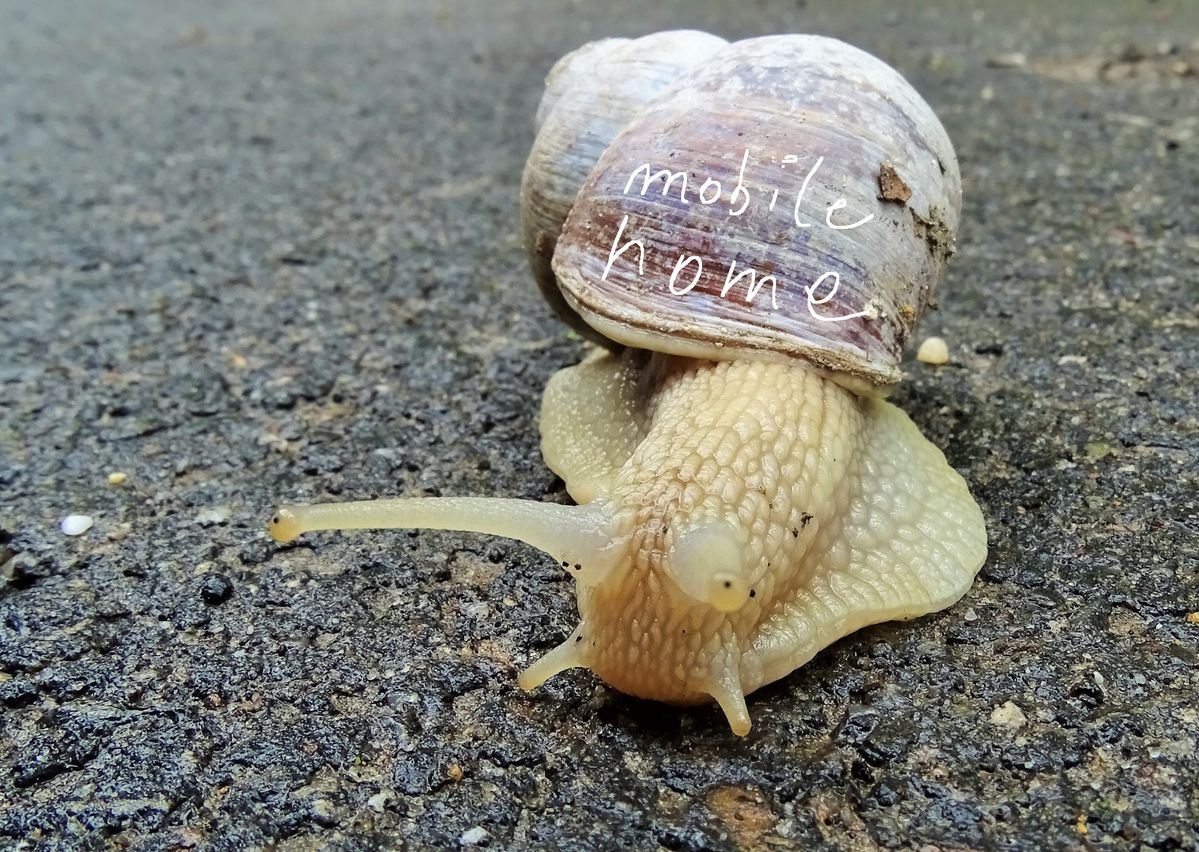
2;1;1197;849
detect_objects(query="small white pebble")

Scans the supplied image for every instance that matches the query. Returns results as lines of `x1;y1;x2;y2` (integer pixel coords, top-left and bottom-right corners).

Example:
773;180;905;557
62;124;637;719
916;336;950;365
986;52;1027;69
107;472;128;485
460;827;490;846
990;700;1028;729
60;515;94;536
367;791;391;812
195;505;231;525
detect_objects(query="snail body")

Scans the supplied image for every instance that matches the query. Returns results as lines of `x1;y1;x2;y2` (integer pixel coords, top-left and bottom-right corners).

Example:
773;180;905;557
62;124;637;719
527;349;984;734
269;32;987;735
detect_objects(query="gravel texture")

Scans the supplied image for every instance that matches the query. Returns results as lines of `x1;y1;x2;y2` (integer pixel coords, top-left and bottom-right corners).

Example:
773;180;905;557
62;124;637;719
2;0;1197;849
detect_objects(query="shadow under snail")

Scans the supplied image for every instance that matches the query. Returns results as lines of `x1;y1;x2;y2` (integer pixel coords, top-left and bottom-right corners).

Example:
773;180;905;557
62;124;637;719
268;31;988;735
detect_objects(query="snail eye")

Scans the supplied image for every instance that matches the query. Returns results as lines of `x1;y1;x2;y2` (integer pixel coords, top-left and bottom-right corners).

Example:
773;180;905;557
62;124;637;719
708;570;750;612
667;521;750;613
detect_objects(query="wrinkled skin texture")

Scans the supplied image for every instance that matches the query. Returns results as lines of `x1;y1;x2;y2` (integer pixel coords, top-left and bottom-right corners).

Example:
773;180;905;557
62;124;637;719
534;348;987;734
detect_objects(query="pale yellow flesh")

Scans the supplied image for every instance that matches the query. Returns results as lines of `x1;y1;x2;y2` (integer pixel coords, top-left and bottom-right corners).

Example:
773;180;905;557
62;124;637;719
267;348;987;737
536;349;987;734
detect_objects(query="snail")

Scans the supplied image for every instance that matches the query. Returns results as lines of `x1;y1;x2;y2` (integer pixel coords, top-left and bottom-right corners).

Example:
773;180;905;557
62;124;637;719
267;31;988;736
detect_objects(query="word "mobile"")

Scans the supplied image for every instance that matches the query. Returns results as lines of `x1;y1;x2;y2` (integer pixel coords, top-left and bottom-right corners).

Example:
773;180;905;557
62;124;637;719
599;150;879;322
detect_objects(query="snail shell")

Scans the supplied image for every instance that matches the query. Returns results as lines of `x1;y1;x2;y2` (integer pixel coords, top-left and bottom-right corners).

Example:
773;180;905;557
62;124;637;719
526;34;961;391
521;30;728;347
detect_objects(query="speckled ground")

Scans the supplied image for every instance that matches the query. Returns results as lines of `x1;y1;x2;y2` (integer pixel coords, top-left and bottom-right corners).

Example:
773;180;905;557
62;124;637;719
1;1;1197;849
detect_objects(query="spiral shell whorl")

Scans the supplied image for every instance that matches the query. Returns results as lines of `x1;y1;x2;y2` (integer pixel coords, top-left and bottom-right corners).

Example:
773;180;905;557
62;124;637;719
521;30;729;345
525;33;961;391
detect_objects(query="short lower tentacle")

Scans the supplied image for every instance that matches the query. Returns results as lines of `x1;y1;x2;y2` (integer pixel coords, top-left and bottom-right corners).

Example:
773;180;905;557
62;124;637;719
704;648;752;736
518;624;591;691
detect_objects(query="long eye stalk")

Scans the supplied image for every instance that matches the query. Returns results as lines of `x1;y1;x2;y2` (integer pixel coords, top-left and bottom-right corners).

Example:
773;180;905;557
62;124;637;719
268;497;623;586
